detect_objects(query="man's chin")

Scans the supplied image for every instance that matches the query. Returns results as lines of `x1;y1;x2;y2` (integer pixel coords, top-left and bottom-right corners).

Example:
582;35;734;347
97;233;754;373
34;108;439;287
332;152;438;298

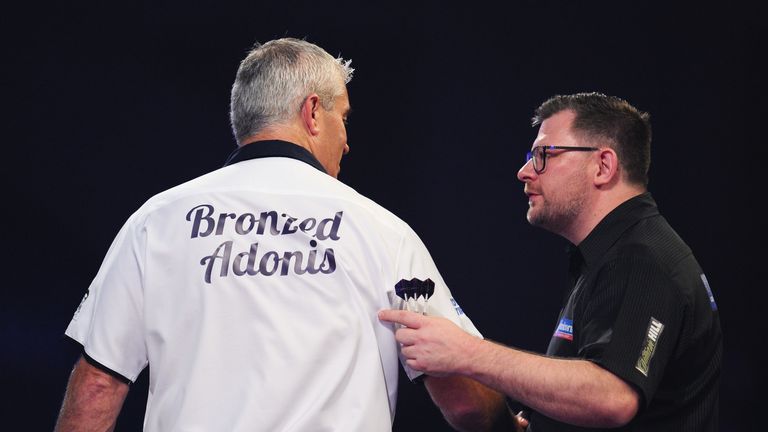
526;208;539;224
527;211;550;230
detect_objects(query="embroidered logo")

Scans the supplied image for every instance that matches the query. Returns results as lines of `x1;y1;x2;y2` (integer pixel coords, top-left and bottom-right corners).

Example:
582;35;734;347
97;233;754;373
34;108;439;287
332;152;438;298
635;317;664;376
700;273;717;311
72;289;90;320
449;298;465;316
553;318;574;341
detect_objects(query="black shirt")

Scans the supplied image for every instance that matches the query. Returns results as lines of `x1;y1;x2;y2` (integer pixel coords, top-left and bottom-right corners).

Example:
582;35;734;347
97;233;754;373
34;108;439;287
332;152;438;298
529;193;722;432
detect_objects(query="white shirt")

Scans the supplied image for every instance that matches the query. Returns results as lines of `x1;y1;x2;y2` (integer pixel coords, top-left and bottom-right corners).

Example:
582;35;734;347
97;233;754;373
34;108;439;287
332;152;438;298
66;141;481;432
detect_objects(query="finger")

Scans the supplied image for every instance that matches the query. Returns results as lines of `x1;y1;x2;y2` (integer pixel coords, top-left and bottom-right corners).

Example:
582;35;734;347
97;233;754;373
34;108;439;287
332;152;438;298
400;345;417;359
516;411;529;428
405;358;425;371
378;309;425;328
395;328;418;346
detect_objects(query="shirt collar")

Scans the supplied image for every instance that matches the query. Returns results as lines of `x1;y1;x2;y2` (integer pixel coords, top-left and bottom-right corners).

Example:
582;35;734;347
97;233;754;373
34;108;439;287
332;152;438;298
223;140;327;174
574;192;660;268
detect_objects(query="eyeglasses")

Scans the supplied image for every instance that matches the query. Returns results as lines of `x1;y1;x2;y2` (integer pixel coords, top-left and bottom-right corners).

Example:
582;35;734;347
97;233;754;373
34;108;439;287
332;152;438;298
525;145;600;174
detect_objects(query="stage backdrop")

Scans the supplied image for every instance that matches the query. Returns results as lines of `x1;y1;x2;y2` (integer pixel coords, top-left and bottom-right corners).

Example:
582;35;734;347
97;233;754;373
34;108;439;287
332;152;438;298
3;1;763;430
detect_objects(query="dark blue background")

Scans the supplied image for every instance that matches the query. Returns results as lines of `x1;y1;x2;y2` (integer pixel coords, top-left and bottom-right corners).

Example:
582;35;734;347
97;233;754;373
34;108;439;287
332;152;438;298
3;1;764;430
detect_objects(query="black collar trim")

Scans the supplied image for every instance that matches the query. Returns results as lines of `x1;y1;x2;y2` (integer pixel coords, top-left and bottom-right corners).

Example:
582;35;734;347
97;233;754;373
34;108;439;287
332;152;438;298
223;140;327;174
575;192;660;268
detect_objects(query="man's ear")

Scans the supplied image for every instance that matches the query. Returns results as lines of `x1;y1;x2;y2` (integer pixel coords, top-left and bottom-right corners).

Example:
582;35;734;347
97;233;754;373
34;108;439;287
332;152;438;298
594;147;620;187
300;94;322;136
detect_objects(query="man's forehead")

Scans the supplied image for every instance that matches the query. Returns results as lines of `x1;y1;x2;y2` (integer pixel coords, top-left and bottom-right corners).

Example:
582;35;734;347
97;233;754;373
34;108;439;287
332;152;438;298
534;110;576;143
339;88;351;112
542;110;576;130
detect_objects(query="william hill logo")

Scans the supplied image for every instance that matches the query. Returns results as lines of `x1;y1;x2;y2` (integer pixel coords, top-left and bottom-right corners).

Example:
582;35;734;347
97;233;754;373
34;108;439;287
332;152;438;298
554;318;573;341
635;317;665;377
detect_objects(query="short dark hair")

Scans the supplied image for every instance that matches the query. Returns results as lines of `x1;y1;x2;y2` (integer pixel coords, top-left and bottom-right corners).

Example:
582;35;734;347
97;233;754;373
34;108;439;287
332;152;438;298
532;92;652;187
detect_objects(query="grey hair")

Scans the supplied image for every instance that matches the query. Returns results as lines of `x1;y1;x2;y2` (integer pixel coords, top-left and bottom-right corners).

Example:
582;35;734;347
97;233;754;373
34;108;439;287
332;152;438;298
230;38;354;144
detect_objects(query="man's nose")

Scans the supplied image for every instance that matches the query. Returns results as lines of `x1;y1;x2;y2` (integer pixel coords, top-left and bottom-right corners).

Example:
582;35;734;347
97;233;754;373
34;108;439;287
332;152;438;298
517;157;536;182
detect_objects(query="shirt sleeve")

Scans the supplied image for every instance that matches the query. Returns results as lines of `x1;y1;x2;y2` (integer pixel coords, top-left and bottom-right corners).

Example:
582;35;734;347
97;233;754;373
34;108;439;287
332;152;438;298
577;254;684;407
387;226;482;380
64;211;149;382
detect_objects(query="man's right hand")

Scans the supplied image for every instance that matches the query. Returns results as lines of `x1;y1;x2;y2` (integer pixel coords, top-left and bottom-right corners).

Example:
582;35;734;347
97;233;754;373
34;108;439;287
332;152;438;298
378;309;482;377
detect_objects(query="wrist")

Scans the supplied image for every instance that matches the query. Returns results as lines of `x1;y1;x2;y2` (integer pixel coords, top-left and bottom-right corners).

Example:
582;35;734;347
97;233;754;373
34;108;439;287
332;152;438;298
456;335;487;377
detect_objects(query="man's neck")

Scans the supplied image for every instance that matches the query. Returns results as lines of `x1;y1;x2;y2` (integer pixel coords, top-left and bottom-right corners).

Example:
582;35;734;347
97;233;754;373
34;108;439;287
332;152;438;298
569;185;646;245
240;124;310;152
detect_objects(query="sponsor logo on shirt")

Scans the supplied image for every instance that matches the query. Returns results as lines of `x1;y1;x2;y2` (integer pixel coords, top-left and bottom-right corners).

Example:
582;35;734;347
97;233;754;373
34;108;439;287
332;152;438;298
635;317;664;377
186;204;341;283
700;273;718;311
449;298;465;316
72;289;90;320
553;318;573;341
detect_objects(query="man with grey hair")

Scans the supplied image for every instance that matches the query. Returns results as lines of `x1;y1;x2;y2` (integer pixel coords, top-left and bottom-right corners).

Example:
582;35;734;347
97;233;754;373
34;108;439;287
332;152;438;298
55;38;513;431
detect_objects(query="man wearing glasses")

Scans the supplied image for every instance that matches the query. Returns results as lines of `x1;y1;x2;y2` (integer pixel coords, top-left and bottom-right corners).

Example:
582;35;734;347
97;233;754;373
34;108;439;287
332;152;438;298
380;93;722;431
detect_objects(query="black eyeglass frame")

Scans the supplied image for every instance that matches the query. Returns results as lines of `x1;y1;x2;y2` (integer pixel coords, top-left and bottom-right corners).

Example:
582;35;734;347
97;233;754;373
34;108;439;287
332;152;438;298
525;145;600;174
